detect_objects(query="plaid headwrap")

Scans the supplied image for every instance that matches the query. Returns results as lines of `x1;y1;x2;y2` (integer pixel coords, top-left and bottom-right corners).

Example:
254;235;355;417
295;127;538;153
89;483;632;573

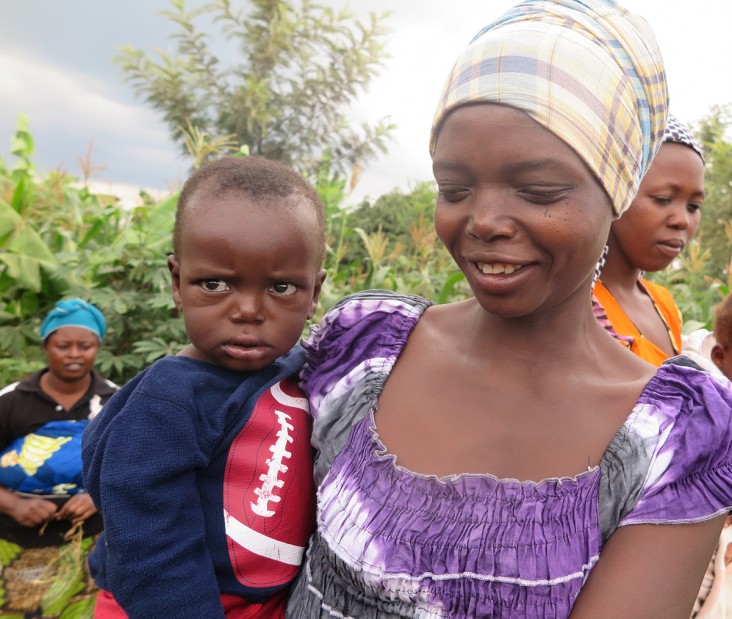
430;0;668;217
664;113;704;162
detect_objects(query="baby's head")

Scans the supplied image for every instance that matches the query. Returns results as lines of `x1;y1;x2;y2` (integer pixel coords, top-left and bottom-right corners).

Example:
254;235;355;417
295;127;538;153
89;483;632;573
168;156;326;372
712;294;732;380
607;114;704;274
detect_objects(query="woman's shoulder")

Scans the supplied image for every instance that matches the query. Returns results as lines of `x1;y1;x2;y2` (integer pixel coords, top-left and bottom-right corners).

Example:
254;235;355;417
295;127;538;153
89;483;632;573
637;358;732;466
300;290;430;417
601;359;732;536
90;370;119;396
302;291;431;376
317;290;431;332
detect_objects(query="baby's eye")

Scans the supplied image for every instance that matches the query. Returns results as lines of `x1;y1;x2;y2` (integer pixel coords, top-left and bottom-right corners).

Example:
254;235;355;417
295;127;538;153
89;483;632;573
200;280;230;292
270;282;297;296
688;202;703;213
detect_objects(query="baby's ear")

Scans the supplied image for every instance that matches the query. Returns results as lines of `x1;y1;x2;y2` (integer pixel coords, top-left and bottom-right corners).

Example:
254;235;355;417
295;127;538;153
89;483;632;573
167;255;183;312
711;343;726;372
308;269;327;319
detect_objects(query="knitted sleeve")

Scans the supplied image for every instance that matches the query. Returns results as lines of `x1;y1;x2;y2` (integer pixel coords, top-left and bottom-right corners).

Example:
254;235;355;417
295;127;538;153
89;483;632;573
83;361;226;618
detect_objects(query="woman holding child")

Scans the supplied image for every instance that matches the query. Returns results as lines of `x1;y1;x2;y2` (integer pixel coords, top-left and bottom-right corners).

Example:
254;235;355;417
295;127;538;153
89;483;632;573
286;0;732;617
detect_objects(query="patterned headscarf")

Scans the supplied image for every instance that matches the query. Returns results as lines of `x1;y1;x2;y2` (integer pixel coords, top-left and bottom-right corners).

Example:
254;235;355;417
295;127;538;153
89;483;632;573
664;113;704;162
40;298;107;342
430;0;668;218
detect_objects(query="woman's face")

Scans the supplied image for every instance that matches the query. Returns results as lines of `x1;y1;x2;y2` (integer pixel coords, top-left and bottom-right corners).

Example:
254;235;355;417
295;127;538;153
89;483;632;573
432;104;613;318
43;326;99;382
608;142;704;273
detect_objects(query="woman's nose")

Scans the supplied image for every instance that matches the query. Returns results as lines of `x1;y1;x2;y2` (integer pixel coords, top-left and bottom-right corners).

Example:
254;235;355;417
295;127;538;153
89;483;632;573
668;202;690;230
465;192;517;240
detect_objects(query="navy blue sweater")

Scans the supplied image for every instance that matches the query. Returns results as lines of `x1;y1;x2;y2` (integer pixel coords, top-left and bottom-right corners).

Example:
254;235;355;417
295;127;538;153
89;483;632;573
82;350;315;618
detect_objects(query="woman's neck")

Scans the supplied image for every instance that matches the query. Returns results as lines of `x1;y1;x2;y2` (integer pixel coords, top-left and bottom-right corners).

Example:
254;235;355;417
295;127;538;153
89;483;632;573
461;290;612;371
599;240;643;294
41;370;92;408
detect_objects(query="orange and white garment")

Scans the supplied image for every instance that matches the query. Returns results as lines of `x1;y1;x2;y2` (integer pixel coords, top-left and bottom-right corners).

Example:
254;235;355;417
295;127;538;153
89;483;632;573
593;279;682;367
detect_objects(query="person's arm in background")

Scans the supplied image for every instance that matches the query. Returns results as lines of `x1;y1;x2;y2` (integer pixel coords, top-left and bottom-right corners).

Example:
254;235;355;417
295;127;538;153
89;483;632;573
0;388;58;527
56;492;96;525
0;485;57;526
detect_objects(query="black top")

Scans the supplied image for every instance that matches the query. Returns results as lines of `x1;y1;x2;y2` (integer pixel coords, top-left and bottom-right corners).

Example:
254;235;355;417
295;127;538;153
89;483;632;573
0;368;118;546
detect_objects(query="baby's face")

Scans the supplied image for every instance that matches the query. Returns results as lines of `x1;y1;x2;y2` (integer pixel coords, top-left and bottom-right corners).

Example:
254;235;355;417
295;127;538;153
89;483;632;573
169;192;325;372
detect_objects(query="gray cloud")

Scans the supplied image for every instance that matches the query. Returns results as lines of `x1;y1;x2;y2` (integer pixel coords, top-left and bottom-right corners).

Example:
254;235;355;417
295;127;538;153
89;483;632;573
1;0;731;207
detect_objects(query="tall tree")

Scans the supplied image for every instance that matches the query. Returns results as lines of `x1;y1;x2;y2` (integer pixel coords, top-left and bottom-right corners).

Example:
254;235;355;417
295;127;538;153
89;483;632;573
116;0;395;176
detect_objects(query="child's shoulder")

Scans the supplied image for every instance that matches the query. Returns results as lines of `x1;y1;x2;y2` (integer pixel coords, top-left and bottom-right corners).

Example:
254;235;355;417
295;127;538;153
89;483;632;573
133;355;227;387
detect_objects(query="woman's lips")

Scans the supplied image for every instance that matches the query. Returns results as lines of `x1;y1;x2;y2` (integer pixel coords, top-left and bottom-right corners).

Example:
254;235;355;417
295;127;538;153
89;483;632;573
657;240;683;258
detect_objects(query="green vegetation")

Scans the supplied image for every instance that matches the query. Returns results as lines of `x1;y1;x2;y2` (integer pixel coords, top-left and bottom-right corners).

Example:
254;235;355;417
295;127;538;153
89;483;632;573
2;105;731;385
0;117;466;386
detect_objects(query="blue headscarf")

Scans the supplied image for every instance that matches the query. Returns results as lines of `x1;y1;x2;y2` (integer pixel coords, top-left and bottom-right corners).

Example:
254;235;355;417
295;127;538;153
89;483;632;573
40;299;107;342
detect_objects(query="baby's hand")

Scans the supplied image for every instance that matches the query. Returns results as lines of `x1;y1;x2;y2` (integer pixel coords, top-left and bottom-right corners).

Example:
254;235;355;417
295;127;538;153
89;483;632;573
56;493;97;525
10;497;57;527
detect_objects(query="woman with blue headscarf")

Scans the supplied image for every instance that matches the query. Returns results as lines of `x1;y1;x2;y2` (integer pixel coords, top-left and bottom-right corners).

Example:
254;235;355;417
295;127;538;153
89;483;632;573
285;1;732;617
0;299;117;617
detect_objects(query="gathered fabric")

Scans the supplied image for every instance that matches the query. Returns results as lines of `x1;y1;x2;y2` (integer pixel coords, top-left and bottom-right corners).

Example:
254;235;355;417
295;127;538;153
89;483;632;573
287;291;732;618
430;0;668;218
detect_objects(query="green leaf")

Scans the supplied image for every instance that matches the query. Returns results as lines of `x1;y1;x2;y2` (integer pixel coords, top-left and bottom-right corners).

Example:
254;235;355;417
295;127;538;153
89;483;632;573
57;596;96;619
437;272;466;305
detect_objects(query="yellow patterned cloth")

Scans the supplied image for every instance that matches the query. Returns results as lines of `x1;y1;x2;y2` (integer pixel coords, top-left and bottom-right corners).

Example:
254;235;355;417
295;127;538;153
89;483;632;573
430;0;668;217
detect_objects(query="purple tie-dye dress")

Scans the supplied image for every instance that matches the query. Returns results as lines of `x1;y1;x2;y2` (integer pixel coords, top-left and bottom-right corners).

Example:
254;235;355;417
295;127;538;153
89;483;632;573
286;291;732;618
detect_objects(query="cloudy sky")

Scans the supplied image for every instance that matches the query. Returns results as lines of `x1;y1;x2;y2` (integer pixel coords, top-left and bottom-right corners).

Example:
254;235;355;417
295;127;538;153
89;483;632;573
1;1;731;207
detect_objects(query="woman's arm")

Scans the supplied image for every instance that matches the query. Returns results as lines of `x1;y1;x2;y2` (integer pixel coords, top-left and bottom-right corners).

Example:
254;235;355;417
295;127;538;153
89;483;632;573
570;516;726;618
56;492;96;525
0;485;57;526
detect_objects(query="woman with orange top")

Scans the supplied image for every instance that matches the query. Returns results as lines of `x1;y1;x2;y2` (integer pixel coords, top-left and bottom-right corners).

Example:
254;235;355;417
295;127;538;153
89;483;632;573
593;114;704;367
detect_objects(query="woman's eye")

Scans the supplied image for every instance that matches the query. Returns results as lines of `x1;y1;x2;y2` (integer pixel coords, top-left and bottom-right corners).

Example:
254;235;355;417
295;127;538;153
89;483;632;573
651;196;672;205
518;187;572;204
270;282;297;296
437;185;470;203
201;280;230;292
